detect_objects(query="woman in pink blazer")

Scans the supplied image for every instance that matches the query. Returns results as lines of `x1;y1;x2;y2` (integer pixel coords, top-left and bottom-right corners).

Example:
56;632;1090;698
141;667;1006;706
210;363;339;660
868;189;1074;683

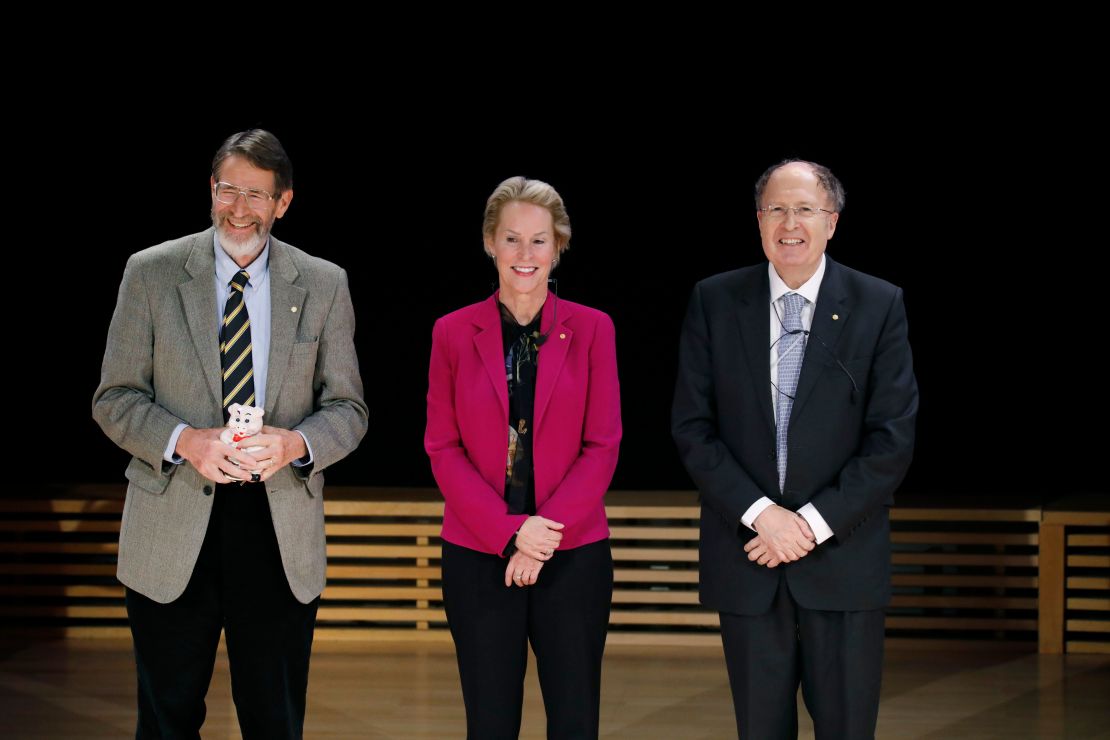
425;176;621;739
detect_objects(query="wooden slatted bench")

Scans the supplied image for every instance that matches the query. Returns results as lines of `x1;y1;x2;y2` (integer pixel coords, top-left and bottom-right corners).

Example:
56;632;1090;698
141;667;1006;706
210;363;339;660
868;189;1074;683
1039;494;1110;654
2;487;1103;652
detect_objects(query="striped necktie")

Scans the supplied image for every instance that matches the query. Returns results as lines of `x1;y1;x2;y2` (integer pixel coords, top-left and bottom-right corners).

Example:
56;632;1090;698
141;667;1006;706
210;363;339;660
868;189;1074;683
220;270;256;420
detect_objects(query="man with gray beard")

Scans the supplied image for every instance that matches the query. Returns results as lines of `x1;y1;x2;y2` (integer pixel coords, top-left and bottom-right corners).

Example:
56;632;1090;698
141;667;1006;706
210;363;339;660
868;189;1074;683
93;129;367;738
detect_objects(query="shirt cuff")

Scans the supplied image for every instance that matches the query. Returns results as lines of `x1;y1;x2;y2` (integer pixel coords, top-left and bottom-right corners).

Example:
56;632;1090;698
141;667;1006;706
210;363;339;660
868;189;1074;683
292;430;314;467
163;423;188;464
741;497;776;533
797;503;834;544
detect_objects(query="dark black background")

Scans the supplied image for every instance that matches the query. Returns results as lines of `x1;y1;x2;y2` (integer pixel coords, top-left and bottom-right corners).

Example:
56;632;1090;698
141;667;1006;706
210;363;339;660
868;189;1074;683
20;83;1097;502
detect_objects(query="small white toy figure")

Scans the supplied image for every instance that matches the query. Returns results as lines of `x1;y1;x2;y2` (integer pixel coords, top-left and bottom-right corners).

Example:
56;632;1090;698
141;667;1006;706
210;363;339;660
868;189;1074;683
220;403;265;481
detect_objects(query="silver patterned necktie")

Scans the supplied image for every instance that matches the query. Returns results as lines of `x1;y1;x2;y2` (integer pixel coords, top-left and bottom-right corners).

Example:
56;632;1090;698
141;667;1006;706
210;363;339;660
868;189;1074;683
776;292;808;491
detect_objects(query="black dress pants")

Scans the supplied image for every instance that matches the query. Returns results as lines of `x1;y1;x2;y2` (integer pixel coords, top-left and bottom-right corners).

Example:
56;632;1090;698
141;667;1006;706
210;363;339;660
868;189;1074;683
441;538;614;740
718;578;885;740
124;482;319;739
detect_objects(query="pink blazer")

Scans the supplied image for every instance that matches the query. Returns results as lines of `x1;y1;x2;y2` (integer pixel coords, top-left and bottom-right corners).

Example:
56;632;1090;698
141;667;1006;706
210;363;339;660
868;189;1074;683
425;292;622;555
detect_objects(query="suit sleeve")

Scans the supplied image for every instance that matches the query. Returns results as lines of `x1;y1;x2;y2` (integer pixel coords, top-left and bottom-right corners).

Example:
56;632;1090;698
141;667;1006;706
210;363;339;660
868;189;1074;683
804;287;918;541
291;269;369;476
425;317;528;555
671;282;768;529
92;255;186;476
535;313;622;531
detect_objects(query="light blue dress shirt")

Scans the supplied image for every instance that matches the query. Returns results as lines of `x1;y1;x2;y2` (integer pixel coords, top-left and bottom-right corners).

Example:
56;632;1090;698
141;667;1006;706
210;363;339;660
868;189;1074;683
162;235;313;467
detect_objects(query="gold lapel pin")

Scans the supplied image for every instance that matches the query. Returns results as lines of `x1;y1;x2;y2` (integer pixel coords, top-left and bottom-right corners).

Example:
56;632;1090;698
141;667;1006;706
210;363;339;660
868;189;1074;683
831;314;839;321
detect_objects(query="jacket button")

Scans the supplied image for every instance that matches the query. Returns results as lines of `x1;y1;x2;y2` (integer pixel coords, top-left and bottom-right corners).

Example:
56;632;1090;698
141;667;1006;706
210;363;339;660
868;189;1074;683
202;485;213;496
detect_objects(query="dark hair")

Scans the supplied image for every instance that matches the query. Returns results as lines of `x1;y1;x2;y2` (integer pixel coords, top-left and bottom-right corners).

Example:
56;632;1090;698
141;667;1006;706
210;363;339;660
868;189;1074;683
754;159;845;212
211;129;293;195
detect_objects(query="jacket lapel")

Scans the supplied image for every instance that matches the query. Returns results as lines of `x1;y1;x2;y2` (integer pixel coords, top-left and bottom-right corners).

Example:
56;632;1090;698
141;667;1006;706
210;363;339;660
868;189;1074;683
534;294;572;434
264;239;307;416
791;257;850;420
179;230;223;413
733;269;777;436
473;294;509;421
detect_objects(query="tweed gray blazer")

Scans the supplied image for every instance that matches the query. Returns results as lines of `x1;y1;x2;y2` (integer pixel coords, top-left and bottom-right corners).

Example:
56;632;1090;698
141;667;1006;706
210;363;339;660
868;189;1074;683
93;228;368;604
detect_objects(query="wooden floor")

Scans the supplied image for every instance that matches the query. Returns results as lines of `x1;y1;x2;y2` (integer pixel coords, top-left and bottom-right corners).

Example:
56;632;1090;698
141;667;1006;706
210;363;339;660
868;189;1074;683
0;639;1108;738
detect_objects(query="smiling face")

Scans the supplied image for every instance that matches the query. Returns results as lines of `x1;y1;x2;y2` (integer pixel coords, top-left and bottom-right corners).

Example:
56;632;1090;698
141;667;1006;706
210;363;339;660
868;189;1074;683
756;162;839;288
210;155;293;266
485;200;556;303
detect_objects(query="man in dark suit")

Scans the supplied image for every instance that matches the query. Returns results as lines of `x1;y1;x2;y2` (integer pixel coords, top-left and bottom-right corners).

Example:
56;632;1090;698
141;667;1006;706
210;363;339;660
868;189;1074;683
672;160;918;738
93;129;368;738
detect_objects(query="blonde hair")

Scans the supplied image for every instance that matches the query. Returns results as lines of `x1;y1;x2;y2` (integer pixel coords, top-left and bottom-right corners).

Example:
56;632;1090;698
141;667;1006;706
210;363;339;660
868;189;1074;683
482;176;572;258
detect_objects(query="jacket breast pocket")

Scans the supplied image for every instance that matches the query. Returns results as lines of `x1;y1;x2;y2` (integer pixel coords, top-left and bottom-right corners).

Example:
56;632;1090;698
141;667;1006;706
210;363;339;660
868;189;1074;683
280;339;322;415
289;339;321;379
291;338;320;360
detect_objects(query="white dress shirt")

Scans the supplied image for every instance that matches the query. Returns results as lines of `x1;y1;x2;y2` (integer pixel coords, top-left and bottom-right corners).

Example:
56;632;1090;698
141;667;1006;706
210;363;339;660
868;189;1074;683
739;256;834;545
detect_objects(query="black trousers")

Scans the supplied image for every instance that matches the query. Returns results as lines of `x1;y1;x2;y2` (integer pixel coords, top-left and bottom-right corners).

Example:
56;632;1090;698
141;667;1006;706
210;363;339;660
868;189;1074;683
441;538;613;740
124;482;319;740
718;579;885;740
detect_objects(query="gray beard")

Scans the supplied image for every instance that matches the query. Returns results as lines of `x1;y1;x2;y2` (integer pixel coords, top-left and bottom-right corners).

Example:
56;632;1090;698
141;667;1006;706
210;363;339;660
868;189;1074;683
213;214;269;264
